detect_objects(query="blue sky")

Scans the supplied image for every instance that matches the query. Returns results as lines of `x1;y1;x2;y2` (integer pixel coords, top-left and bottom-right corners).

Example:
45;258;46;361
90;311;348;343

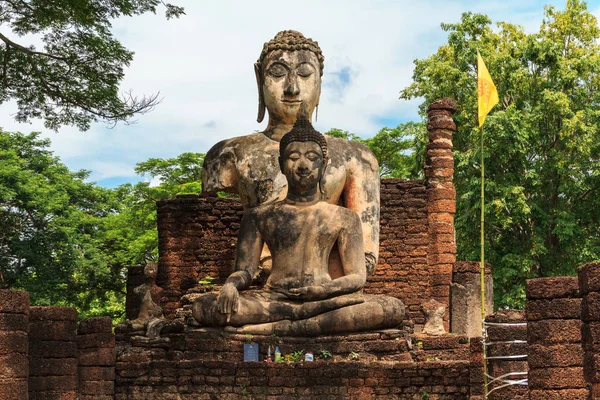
1;0;599;188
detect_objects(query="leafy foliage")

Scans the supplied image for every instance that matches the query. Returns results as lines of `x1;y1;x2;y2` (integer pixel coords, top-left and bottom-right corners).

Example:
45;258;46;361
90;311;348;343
0;128;204;319
0;0;184;130
401;0;600;307
325;122;426;179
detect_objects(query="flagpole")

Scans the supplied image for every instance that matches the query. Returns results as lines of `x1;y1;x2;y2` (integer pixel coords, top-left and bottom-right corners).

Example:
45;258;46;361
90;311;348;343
480;124;488;397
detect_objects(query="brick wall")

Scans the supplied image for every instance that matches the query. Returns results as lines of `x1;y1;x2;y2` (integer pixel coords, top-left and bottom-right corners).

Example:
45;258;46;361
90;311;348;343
526;277;589;399
77;317;116;400
28;306;79;400
485;310;528;399
0;289;29;400
579;262;600;397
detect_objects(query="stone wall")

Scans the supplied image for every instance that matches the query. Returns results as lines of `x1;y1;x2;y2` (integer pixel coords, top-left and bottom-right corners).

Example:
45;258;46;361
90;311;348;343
450;261;493;337
28;306;79;400
77;317;116;400
485;309;527;400
579;262;600;398
526;277;589;399
115;330;482;400
0;289;29;400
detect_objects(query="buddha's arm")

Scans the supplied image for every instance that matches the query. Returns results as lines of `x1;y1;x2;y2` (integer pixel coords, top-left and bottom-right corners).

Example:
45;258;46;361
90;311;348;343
201;138;238;195
288;213;367;301
217;212;263;319
343;145;380;274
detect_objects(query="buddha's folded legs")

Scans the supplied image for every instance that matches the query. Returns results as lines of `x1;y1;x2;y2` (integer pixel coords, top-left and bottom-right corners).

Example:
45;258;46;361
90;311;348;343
226;295;405;336
192;290;366;327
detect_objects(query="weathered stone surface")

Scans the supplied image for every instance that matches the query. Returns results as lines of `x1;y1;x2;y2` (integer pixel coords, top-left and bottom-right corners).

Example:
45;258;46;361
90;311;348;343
29;358;77;377
0;331;28;354
78;366;115;381
28;321;77;341
78;316;113;334
29;341;77;358
528;344;583;368
526;277;580;299
527;320;582;344
578;262;600;295
529;389;591;400
526;298;582;320
0;379;28;400
29;306;77;322
528;367;587;389
0;313;28;332
76;333;115;349
0;353;29;378
0;290;29;314
78;347;116;366
581;291;600;322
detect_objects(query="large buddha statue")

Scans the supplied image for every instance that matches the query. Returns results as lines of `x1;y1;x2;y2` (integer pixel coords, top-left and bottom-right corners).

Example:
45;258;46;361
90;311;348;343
192;116;404;336
202;30;380;277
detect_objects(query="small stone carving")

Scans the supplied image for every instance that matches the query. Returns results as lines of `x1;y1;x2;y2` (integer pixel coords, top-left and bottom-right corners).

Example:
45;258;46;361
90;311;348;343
193;114;405;336
422;299;446;336
128;262;169;344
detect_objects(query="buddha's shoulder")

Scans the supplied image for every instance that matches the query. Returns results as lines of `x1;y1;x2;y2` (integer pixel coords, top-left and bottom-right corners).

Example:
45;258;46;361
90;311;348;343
315;202;361;221
324;136;378;171
206;132;272;159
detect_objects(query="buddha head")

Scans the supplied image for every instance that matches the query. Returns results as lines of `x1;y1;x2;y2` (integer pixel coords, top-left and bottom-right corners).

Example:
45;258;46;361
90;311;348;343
255;30;324;127
279;111;328;195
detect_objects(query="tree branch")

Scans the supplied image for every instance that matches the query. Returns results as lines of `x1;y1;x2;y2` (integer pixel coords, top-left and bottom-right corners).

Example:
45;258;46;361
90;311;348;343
0;31;68;61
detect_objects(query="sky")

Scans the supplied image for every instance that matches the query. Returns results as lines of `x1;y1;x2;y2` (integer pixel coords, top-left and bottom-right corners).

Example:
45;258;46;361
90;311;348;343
1;0;600;188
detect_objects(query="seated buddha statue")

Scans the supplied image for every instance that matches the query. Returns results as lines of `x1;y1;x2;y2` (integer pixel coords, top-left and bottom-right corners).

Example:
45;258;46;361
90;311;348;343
201;30;380;278
192;114;404;336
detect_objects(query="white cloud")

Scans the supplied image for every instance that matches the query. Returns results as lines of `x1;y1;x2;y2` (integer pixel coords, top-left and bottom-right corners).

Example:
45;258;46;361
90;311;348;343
0;0;593;187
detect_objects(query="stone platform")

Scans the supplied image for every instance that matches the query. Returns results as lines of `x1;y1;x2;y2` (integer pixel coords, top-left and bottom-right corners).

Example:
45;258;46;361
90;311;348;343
114;327;484;399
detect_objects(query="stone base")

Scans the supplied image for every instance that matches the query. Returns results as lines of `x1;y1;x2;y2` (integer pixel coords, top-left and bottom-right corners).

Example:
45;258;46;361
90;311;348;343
115;326;481;399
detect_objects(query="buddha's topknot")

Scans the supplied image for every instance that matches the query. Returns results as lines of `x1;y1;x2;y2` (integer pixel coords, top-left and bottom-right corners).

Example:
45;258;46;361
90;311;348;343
258;30;324;76
280;113;328;160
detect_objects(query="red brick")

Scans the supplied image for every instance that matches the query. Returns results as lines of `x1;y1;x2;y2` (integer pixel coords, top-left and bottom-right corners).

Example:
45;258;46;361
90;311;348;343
0;331;28;354
29;358;77;376
526;277;580;300
78;366;115;381
0;379;28;400
0;353;28;378
528;320;582;344
29;307;77;322
28;375;77;392
0;313;28;332
529;367;587;389
0;290;29;314
529;389;590;400
528;344;583;368
526;298;582;320
28;321;76;341
76;333;115;349
78;317;113;334
29;341;77;358
582;292;600;322
79;380;114;395
79;347;115;366
578;262;600;295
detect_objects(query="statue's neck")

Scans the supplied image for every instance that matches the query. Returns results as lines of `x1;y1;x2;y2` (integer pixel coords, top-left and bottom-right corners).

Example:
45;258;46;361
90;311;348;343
264;112;315;142
285;190;320;206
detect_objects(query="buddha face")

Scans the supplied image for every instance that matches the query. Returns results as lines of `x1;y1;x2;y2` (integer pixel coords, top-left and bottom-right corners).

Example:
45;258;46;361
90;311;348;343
262;50;321;125
280;141;326;194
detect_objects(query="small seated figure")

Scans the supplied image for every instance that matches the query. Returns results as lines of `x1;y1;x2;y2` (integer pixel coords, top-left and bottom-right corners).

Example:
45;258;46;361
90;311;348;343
129;262;169;343
192;114;405;336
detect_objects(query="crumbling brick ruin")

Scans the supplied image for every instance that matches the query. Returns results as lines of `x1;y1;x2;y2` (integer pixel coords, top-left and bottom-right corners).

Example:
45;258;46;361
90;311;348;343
2;98;599;399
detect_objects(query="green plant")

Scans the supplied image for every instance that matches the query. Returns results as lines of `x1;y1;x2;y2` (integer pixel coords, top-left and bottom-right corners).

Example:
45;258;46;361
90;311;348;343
240;385;248;396
421;391;430;400
216;355;222;360
198;275;215;287
290;350;305;363
244;334;254;343
348;351;360;361
318;349;332;360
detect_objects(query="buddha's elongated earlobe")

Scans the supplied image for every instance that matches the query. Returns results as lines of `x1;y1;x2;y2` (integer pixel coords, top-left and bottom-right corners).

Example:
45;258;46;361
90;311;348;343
315;104;318;122
255;63;266;123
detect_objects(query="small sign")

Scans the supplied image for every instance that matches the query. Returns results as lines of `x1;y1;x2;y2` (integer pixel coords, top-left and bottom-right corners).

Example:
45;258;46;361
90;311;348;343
304;352;314;362
243;343;259;362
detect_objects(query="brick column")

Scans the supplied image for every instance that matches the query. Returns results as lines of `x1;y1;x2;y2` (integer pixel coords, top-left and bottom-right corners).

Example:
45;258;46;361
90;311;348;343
28;306;78;400
426;97;457;330
0;290;30;400
77;317;115;400
579;262;600;397
526;277;589;399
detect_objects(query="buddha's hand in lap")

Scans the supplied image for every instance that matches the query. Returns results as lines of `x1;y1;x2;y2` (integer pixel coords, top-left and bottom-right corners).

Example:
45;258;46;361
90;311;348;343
281;285;328;301
217;283;239;322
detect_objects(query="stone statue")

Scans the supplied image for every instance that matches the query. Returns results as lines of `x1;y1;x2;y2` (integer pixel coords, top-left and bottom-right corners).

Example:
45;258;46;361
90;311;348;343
201;30;380;277
192;116;404;336
128;262;169;344
422;299;446;336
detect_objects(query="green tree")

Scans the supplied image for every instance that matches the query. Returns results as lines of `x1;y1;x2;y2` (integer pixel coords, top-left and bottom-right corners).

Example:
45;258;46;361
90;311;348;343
0;0;184;131
103;152;205;267
401;0;600;307
324;122;425;179
0;129;123;316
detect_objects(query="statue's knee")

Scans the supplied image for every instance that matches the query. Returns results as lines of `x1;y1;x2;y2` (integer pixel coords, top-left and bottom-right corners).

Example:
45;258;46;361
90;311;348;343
382;296;405;326
192;293;218;325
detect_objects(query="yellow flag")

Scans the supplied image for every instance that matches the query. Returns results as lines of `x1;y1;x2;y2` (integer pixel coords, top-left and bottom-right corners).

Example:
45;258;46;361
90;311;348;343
477;50;499;127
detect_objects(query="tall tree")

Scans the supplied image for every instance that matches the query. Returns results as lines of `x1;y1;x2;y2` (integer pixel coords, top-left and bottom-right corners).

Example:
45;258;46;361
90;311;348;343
401;0;600;307
0;0;184;130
